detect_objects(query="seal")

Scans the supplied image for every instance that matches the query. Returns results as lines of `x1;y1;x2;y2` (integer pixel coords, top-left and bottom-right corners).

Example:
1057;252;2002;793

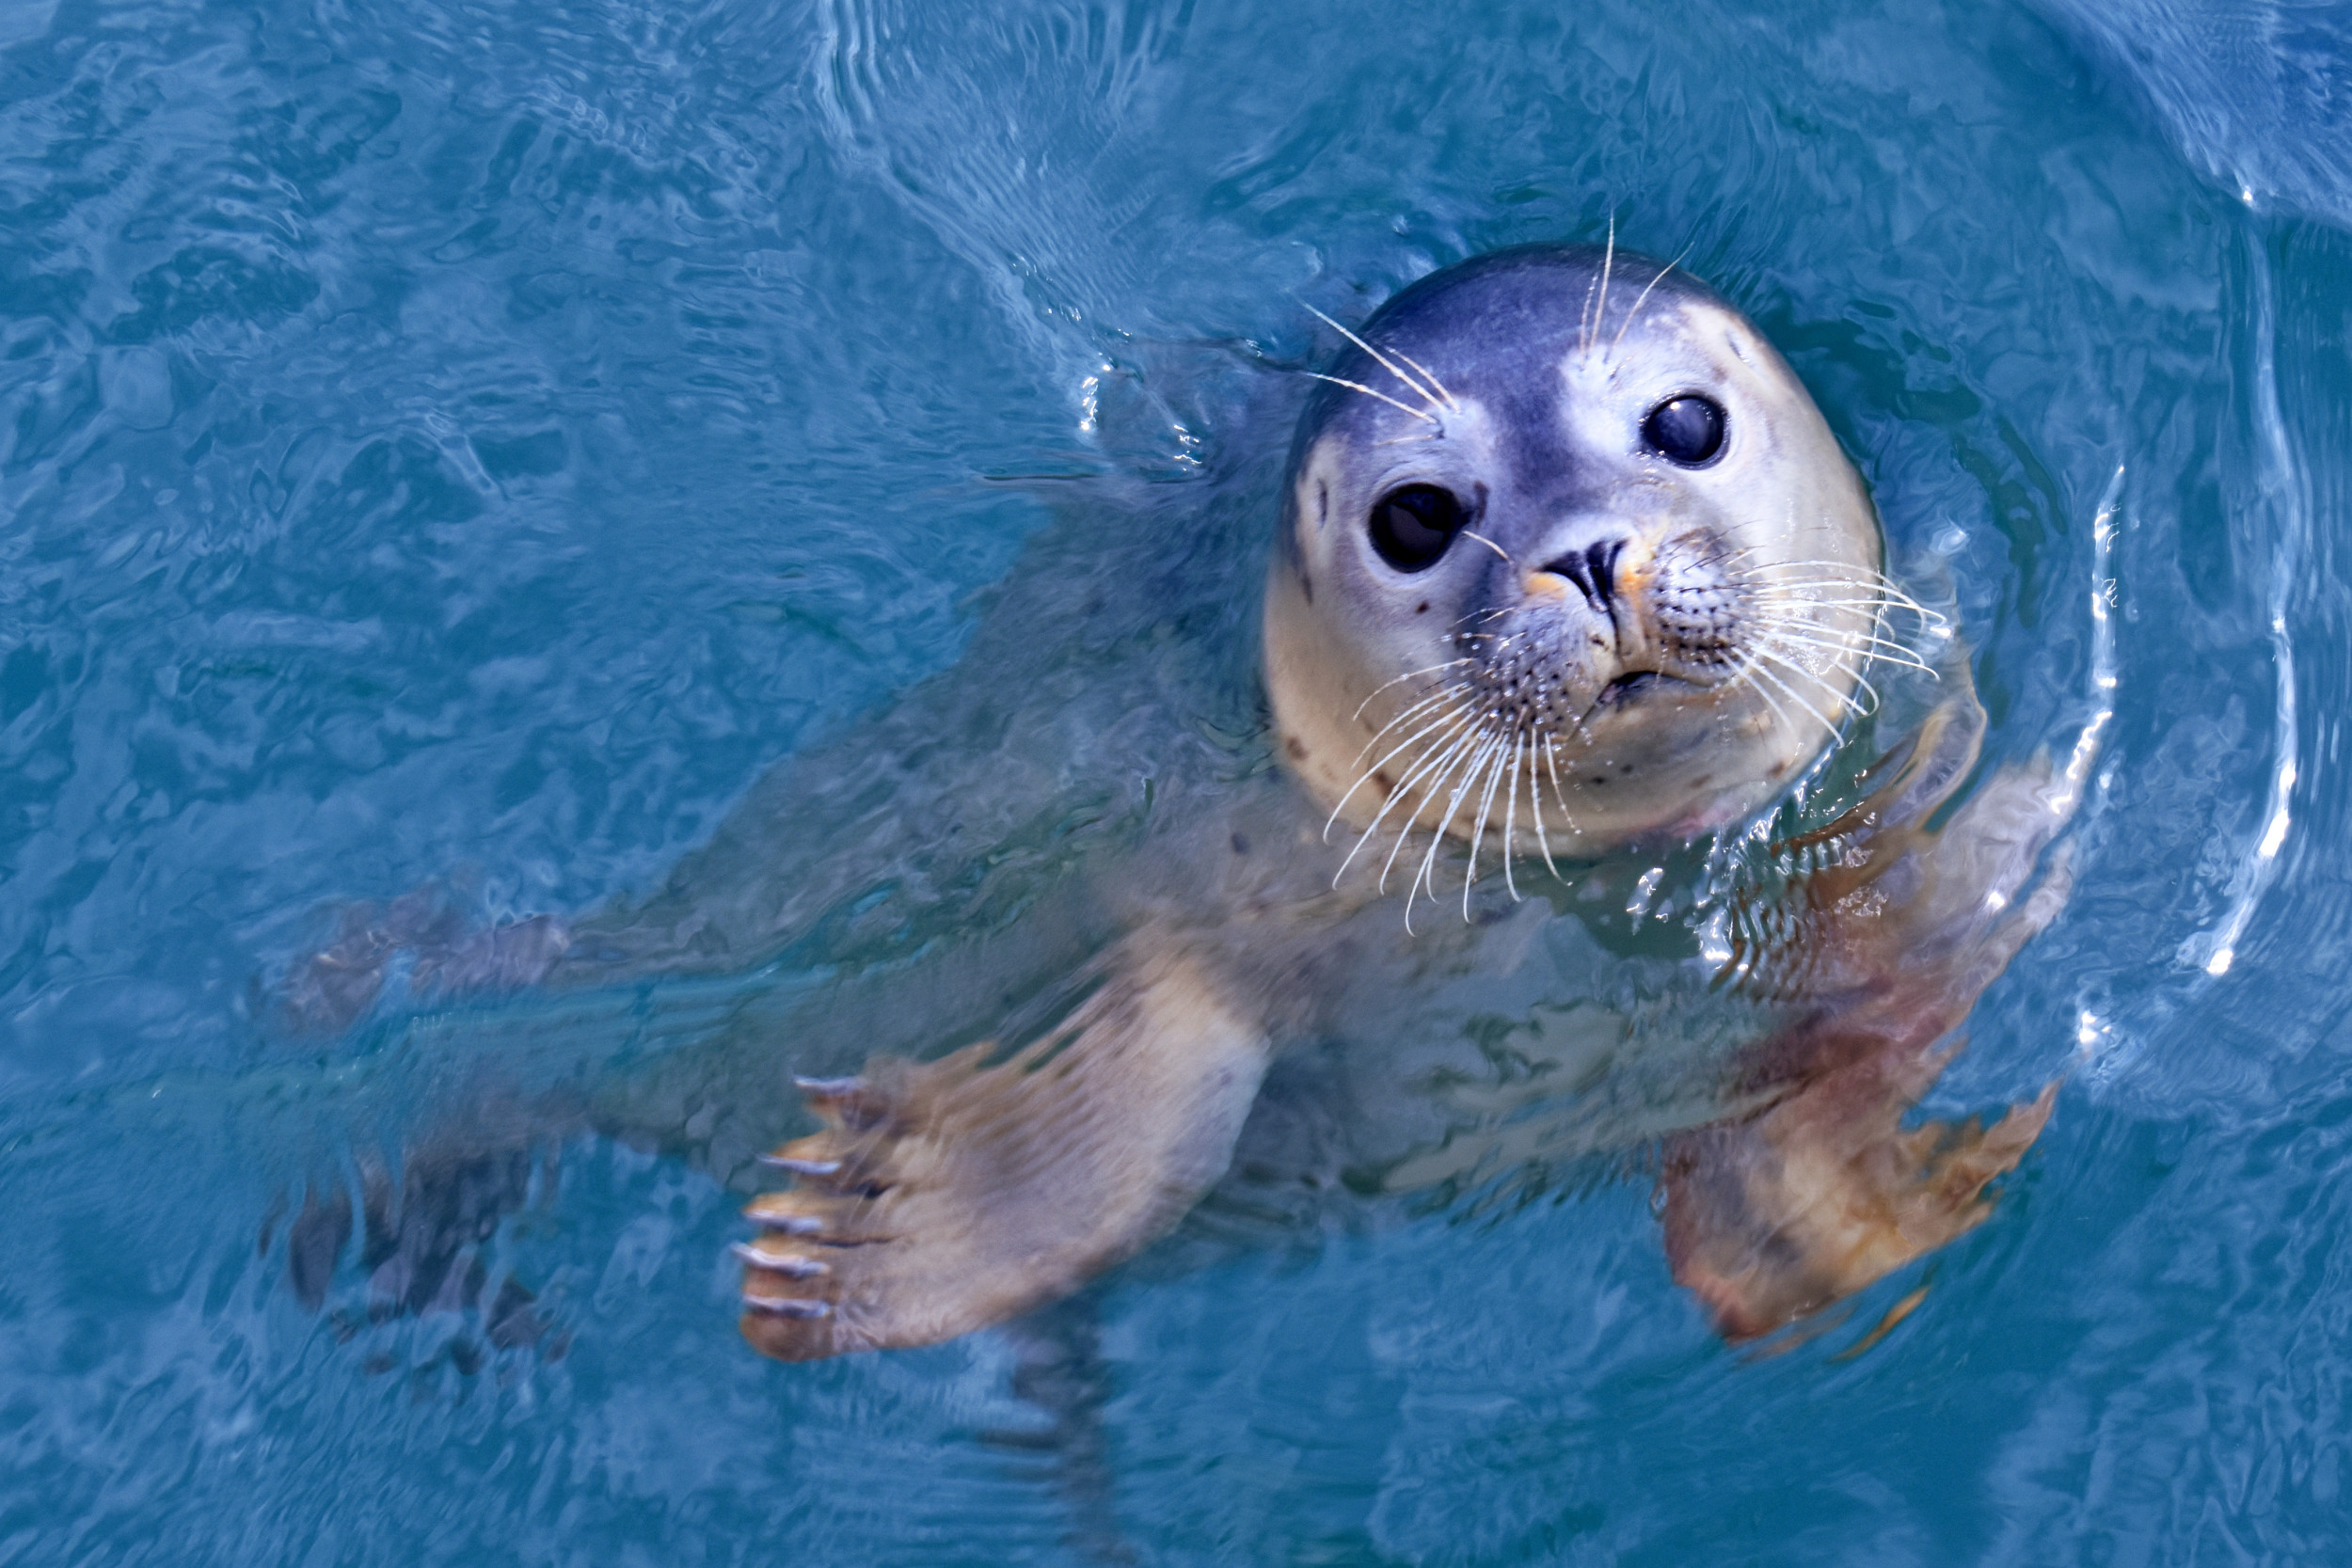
729;244;2081;1360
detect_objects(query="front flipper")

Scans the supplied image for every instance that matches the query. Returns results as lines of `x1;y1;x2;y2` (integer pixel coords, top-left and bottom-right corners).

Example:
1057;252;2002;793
734;943;1269;1360
1660;695;2080;1341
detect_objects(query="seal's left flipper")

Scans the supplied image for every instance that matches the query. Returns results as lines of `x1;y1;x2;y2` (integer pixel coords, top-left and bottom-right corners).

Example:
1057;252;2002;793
1659;699;2081;1341
734;942;1269;1360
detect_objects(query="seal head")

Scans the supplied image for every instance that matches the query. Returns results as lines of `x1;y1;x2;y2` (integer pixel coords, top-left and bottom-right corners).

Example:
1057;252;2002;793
1265;245;1888;875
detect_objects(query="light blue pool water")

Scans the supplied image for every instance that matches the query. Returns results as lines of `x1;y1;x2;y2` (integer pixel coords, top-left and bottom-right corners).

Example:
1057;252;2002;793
4;0;2351;1561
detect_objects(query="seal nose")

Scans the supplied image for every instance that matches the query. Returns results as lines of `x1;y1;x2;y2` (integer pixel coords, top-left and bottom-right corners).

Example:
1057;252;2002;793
1543;540;1626;613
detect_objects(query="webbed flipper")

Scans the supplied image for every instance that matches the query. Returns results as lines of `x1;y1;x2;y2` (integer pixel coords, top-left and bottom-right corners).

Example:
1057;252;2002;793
1660;693;2081;1341
735;942;1269;1360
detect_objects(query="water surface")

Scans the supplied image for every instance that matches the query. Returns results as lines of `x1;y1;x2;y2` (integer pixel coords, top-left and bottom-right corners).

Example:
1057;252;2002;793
4;0;2352;1561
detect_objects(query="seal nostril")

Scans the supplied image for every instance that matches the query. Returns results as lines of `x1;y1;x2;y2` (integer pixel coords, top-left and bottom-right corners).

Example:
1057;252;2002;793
1549;552;1595;600
1539;540;1628;611
1586;542;1623;609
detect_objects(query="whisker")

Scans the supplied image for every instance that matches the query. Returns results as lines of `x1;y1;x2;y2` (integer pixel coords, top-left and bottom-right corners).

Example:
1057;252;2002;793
1350;658;1476;724
1410;735;1502;917
1302;303;1448;415
1742;571;1923;597
1731;654;1800;734
1736;562;1941;620
1756;640;1883;714
1458;530;1514;565
1734;557;1921;587
1754;588;1940;616
1306;372;1438;425
1755;641;1872;706
1590;215;1616;359
1753;594;1941;634
1527;731;1566;883
1499;724;1527;902
1393;349;1459;411
1746;618;1937;676
1351;689;1461;764
1326;702;1475;850
1743;657;1845;745
1605;245;1693;370
1350;721;1482;888
1464;730;1517;917
1392;735;1492;930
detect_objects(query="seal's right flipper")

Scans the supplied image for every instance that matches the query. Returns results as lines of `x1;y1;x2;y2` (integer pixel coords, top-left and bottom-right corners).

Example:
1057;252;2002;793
735;943;1269;1361
1661;692;2082;1342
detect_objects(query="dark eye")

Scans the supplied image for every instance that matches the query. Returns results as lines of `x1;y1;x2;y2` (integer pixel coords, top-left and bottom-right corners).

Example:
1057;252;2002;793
1367;483;1468;572
1642;394;1726;466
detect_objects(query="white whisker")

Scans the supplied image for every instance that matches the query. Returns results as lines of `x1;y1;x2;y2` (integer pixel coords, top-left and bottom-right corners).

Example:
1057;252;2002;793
1306;372;1438;425
1527;732;1566;882
1756;642;1873;712
1303;303;1448;415
1351;719;1483;887
1351;688;1460;758
1410;735;1502;917
1590;215;1616;360
1459;530;1514;565
1743;657;1844;744
1350;658;1476;723
1393;735;1493;931
1499;725;1526;901
1746;618;1936;676
1605;245;1692;369
1733;655;1800;734
1464;730;1516;917
1393;349;1459;411
1756;590;1940;618
1757;640;1883;713
1326;703;1475;849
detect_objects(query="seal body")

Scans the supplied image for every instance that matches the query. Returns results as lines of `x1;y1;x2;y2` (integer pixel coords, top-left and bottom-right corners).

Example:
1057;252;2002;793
278;245;2074;1367
1267;246;1883;867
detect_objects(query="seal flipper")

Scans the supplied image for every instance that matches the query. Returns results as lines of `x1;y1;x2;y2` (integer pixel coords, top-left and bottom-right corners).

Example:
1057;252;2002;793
276;885;570;1035
1660;695;2080;1341
734;942;1269;1360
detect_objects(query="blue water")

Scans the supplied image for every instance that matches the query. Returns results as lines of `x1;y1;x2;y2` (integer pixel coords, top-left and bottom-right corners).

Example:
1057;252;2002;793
5;0;2352;1561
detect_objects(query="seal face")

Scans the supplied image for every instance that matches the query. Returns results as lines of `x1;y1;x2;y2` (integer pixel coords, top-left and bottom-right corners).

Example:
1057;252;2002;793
1264;245;1891;888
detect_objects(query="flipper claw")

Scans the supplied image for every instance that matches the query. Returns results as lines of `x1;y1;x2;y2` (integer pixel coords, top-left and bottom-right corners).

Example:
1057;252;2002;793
731;1243;830;1277
757;1154;842;1176
746;1209;824;1235
742;1293;832;1319
792;1075;866;1097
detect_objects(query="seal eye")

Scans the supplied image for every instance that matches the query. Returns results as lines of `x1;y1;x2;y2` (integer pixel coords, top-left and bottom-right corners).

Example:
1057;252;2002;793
1643;395;1726;467
1368;483;1467;573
